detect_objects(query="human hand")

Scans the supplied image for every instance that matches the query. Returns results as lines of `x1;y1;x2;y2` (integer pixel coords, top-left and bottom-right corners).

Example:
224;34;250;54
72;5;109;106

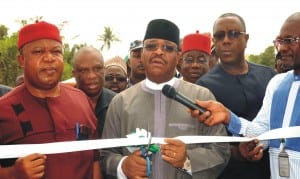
13;153;46;179
239;139;264;161
122;150;147;178
189;100;230;126
160;138;187;168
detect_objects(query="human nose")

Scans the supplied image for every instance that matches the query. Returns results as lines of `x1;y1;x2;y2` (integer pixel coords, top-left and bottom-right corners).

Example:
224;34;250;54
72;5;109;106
222;33;232;43
277;43;290;53
112;76;118;83
86;70;97;79
191;61;201;67
43;51;55;62
153;45;165;54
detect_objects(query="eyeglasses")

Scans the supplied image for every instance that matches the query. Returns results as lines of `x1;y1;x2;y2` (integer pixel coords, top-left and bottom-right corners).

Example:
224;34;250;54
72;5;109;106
183;56;208;64
143;43;177;53
213;30;246;41
273;37;300;46
105;75;127;82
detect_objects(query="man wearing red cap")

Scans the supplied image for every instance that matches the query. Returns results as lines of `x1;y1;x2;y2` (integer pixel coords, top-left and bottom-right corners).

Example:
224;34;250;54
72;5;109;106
179;31;211;83
0;21;102;179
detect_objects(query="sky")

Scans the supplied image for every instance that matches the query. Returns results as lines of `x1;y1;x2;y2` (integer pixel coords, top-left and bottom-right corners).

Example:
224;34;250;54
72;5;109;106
1;0;299;60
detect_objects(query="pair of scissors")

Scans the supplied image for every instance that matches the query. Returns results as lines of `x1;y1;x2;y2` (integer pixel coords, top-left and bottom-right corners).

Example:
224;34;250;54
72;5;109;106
141;134;152;177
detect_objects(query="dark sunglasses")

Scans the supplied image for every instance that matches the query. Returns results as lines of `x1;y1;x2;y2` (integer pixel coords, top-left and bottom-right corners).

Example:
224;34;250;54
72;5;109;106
105;75;127;82
213;30;246;41
143;43;177;53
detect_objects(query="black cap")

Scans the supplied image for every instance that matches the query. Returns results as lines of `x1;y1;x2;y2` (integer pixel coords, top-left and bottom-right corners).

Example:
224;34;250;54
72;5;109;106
143;19;180;46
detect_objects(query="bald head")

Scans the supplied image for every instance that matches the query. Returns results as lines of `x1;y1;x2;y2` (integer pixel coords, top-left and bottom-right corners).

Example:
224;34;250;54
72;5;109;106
277;12;300;73
72;46;104;68
285;12;300;23
72;46;105;97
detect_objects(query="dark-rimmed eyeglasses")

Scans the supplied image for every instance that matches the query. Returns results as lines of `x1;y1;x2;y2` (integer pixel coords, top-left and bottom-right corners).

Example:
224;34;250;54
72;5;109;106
143;43;177;53
213;30;246;41
105;75;127;82
183;56;208;64
273;37;300;46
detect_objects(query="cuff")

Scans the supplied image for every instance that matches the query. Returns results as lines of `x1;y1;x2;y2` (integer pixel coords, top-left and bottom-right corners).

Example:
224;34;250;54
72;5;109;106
227;112;242;136
117;156;128;179
180;156;192;175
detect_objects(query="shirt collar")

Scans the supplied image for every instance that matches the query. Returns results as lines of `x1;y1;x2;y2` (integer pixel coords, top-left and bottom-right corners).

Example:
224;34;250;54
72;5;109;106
145;77;176;90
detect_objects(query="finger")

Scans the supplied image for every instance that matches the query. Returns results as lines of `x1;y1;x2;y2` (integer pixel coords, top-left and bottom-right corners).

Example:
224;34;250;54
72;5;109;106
195;100;209;108
132;149;143;156
32;164;45;175
248;144;263;157
31;156;46;167
31;171;45;179
164;138;184;146
253;149;264;161
26;153;46;161
202;114;216;126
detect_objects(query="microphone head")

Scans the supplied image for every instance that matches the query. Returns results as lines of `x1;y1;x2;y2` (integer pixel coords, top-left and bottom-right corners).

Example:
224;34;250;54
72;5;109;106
162;84;176;98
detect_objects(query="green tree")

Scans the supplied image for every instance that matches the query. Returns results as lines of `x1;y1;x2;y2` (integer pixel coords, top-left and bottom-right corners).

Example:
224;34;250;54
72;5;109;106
248;46;275;68
62;43;87;80
98;26;120;51
0;32;20;86
0;25;8;40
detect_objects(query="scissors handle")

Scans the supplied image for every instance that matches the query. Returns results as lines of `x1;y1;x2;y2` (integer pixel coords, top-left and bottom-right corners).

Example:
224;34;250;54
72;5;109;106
141;146;151;177
146;156;151;177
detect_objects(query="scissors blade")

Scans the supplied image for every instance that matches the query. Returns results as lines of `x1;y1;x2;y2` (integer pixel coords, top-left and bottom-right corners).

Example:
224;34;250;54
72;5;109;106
147;135;152;151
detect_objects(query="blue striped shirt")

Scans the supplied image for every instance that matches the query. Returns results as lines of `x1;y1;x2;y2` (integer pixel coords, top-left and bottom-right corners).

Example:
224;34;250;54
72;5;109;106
227;71;300;179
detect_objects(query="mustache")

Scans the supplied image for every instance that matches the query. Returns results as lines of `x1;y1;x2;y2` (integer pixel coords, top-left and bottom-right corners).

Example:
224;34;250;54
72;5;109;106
149;55;167;64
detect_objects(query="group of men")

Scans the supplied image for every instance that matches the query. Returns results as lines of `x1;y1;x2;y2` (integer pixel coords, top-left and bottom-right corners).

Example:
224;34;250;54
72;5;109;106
0;11;300;179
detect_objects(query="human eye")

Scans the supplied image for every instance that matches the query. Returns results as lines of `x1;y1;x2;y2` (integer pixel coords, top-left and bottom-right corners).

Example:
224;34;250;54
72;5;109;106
163;44;176;52
228;30;240;38
197;56;208;64
93;66;103;72
32;49;43;55
277;37;298;45
77;68;88;74
105;75;114;81
213;31;225;41
52;49;63;56
184;57;194;64
284;37;298;44
144;43;157;51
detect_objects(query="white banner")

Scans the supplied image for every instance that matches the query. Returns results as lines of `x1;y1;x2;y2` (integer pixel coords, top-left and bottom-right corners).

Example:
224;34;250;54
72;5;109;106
0;126;300;159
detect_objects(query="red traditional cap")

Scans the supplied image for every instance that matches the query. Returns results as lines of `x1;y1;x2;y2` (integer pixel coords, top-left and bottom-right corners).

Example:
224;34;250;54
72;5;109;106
182;31;211;55
17;21;62;49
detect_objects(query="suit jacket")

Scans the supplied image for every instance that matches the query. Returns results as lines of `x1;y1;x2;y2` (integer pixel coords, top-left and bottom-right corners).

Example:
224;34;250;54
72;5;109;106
101;78;230;179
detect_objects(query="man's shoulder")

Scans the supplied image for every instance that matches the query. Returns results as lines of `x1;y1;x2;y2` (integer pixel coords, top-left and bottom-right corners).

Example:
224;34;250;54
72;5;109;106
196;64;224;85
102;88;117;97
0;84;25;101
0;84;12;97
178;80;215;100
60;83;84;94
248;62;276;74
100;88;117;103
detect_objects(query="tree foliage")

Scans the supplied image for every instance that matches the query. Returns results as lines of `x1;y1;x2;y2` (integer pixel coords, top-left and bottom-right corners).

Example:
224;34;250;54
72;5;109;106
248;46;275;68
0;32;21;86
98;26;120;51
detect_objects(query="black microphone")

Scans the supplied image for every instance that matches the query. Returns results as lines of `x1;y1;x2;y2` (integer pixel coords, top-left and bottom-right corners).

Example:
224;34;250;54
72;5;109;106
162;84;207;114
